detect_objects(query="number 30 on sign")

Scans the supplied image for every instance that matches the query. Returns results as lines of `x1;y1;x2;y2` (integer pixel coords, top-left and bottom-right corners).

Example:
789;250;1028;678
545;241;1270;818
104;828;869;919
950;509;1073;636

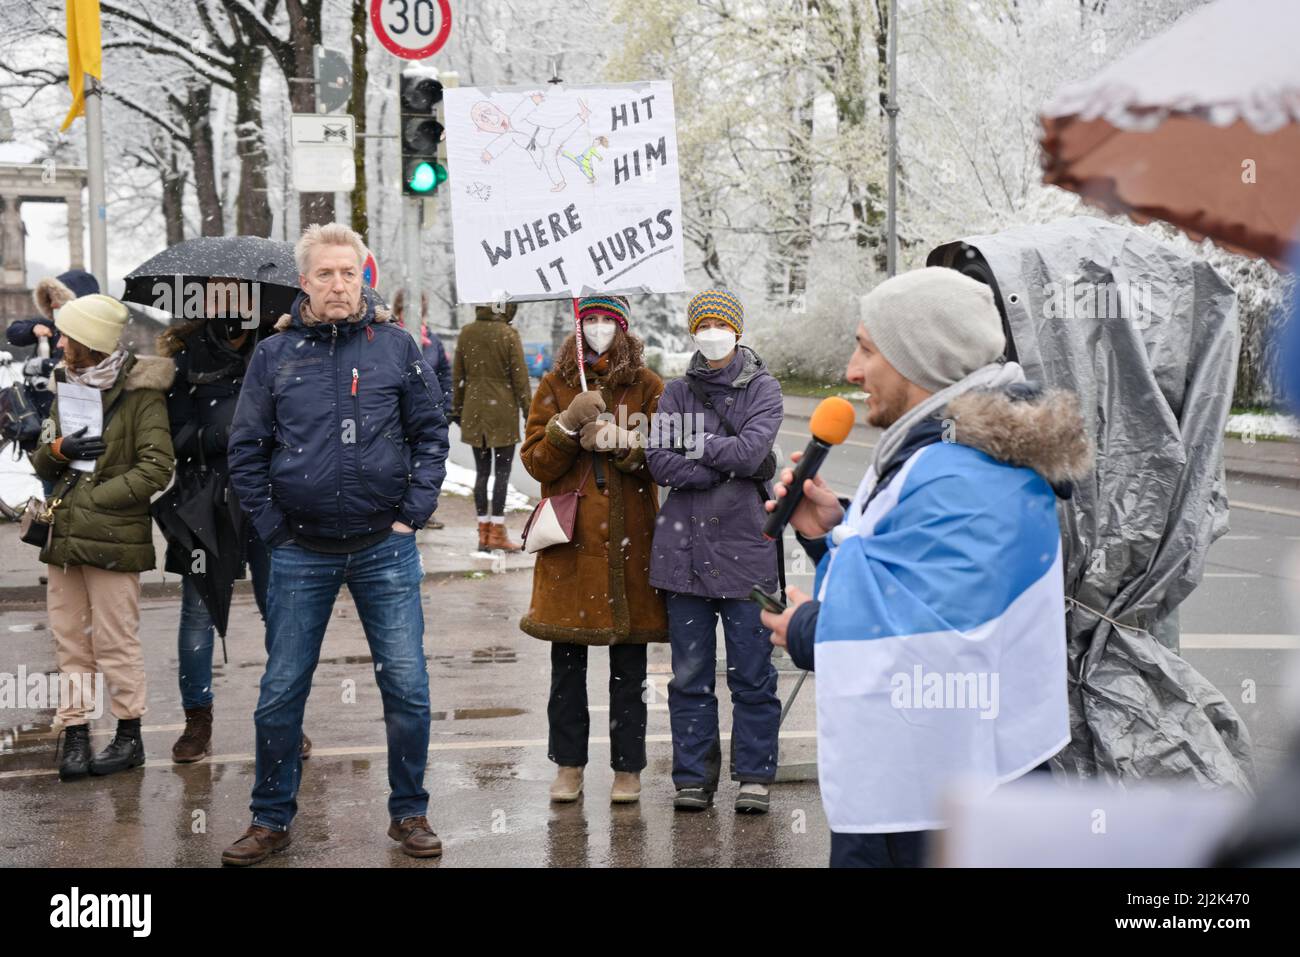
370;0;452;60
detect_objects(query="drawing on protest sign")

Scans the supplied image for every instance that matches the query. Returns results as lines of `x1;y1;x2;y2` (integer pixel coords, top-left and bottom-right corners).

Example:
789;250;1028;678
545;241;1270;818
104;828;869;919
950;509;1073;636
444;81;686;304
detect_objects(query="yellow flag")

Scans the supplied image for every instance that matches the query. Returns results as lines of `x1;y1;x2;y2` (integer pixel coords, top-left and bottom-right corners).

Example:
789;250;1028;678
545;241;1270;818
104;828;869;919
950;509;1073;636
60;0;103;131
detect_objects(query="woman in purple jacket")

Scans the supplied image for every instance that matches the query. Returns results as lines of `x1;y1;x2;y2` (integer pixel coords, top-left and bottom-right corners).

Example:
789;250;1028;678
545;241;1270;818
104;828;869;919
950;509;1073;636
646;289;784;814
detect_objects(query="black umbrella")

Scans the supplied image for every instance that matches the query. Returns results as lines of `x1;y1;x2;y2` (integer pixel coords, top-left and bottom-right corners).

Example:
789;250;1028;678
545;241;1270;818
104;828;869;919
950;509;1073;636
122;236;299;323
151;439;248;656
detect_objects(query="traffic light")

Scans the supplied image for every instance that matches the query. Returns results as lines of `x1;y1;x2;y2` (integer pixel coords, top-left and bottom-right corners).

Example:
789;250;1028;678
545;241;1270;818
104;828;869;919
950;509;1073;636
400;73;447;195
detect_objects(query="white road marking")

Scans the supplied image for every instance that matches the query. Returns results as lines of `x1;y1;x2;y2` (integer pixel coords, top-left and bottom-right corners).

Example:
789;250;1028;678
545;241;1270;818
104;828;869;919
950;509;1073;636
1181;633;1300;649
0;731;819;780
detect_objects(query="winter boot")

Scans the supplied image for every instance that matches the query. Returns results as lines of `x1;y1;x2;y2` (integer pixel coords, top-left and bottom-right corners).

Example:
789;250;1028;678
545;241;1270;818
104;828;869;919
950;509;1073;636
550;765;584;803
477;521;491;552
57;724;92;781
611;771;642;804
172;705;213;763
90;718;145;776
487;522;522;553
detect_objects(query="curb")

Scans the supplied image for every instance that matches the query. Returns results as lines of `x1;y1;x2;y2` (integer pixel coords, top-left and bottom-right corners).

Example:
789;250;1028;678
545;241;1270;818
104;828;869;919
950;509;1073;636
0;563;535;609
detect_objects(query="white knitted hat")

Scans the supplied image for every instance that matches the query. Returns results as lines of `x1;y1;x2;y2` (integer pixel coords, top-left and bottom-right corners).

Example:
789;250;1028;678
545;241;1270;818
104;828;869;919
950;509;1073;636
54;293;129;354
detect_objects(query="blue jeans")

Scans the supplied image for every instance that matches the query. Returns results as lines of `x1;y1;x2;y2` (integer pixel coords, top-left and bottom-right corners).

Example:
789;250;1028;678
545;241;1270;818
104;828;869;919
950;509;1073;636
177;531;271;710
665;593;780;789
250;530;429;831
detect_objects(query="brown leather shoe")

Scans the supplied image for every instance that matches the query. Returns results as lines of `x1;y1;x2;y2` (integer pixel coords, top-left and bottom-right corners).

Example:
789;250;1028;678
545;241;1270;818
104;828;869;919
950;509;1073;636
171;705;213;763
388;815;443;858
486;522;522;552
477;521;491;551
300;733;312;760
221;825;291;866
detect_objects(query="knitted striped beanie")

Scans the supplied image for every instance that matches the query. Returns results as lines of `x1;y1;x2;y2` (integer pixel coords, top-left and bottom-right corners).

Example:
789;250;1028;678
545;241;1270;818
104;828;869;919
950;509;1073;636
687;289;744;336
577;295;631;331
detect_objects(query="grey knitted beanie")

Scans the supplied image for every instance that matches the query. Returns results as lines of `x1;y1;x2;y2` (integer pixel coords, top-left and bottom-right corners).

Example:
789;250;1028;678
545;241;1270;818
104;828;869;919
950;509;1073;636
857;267;1006;393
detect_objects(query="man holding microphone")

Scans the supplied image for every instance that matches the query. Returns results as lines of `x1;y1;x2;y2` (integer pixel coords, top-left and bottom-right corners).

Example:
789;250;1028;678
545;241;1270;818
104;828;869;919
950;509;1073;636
761;267;1091;867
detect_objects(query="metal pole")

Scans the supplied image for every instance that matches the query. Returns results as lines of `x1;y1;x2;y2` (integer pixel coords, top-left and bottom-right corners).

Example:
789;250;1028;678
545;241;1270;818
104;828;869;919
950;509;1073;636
84;76;108;289
404;195;420;336
886;0;899;277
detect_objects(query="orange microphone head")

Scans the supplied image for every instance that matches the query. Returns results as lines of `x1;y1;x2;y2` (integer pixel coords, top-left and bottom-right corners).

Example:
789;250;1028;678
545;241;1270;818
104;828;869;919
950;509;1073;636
809;396;856;445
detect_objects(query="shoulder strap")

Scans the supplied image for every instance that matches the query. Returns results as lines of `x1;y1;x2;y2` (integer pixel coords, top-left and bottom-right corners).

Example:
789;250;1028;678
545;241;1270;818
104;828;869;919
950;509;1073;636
682;377;784;597
685;375;740;437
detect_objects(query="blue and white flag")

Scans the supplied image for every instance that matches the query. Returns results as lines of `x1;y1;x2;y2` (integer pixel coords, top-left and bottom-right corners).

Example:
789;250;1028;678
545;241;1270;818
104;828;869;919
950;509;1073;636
813;440;1069;833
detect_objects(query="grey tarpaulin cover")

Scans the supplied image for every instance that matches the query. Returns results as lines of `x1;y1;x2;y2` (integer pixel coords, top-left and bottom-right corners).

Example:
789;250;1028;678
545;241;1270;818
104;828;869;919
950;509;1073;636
928;216;1255;791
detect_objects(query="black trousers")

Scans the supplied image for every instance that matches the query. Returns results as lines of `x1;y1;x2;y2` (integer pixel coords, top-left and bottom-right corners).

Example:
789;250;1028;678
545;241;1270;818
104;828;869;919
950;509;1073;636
471;444;514;517
830;830;929;868
547;642;647;772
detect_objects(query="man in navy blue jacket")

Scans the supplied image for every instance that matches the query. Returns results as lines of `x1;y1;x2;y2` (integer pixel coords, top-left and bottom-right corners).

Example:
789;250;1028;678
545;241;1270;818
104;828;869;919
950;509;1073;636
223;223;448;866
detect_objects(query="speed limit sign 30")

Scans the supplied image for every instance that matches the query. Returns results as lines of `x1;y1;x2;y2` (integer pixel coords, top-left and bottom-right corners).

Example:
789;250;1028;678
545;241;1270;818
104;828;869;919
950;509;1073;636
370;0;452;60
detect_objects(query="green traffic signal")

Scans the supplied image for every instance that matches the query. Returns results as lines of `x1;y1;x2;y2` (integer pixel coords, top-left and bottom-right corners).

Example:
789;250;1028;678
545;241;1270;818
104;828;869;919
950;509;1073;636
405;160;448;194
408;161;436;194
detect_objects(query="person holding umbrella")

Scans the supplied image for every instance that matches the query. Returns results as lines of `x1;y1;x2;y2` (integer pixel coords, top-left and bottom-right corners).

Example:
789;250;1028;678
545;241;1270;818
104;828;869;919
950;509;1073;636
31;294;176;781
223;223;448;865
519;295;667;805
452;301;532;552
155;278;311;765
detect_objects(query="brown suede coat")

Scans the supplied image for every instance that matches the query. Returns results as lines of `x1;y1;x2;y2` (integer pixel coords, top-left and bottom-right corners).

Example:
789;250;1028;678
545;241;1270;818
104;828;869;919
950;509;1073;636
519;331;667;645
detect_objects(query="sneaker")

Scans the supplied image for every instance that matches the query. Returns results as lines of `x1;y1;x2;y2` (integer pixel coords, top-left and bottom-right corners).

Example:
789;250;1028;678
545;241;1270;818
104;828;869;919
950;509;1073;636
735;782;770;814
674;787;714;811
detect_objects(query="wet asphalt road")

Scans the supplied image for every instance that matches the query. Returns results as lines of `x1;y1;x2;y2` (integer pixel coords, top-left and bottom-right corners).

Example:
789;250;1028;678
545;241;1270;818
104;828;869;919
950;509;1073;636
0;567;827;867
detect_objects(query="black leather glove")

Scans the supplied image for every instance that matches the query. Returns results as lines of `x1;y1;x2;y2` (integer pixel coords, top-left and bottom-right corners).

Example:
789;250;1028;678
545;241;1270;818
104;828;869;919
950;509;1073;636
56;426;107;461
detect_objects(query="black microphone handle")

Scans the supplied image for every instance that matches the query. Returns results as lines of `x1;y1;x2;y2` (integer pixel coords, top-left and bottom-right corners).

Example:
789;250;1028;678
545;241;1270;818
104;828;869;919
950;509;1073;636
763;438;832;540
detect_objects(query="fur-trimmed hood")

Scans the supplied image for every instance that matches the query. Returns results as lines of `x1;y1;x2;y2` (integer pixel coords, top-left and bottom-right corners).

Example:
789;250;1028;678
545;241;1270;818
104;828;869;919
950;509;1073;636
552;329;647;389
946;386;1093;488
33;269;99;320
122;354;177;392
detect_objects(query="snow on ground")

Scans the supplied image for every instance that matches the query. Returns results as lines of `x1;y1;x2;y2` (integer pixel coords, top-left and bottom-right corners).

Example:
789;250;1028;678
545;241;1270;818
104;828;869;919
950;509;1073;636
1225;412;1300;441
440;461;533;512
0;446;42;505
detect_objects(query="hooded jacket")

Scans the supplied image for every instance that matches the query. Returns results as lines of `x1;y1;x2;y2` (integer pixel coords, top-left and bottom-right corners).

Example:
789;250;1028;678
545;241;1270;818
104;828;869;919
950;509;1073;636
453;305;531;448
32;352;176;572
227;290;449;548
646;345;783;598
6;270;99;418
786;380;1092;834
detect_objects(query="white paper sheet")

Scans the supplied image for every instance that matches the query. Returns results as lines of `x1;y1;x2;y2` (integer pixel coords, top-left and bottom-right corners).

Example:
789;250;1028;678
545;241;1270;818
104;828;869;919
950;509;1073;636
56;380;103;472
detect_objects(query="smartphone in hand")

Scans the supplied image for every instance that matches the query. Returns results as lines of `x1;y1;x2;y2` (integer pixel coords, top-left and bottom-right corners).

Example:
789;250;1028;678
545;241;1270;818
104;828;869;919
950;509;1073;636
749;585;787;615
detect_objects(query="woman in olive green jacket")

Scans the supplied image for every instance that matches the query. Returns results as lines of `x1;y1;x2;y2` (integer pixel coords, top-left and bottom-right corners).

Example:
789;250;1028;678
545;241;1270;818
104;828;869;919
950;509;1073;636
31;294;175;782
452;303;532;551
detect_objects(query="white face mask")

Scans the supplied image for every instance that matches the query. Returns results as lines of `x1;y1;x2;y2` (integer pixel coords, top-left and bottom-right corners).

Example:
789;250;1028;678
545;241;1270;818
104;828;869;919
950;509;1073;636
583;319;617;354
693;327;737;361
